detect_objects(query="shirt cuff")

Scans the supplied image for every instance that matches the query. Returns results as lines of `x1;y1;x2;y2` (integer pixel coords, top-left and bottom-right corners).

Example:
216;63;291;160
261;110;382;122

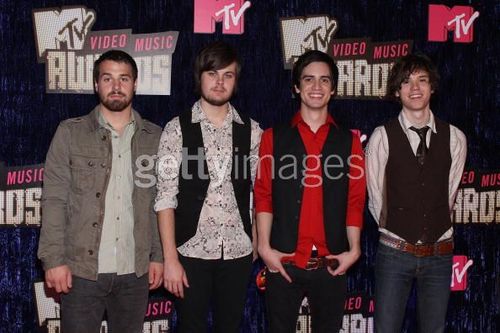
154;197;177;212
255;202;273;214
346;211;364;228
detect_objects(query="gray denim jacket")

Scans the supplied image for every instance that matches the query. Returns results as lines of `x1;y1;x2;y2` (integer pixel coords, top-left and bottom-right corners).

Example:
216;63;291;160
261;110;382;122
38;106;163;280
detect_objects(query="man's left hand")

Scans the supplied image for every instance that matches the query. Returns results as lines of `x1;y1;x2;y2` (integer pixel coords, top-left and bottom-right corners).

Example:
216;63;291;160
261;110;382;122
148;262;164;290
327;249;361;276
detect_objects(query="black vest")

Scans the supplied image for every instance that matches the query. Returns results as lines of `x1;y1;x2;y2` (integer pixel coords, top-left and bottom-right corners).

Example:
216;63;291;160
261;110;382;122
384;117;452;243
174;110;252;247
271;123;352;254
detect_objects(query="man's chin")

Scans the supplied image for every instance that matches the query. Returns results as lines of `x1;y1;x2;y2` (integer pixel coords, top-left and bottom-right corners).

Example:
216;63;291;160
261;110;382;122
102;100;131;112
203;96;231;107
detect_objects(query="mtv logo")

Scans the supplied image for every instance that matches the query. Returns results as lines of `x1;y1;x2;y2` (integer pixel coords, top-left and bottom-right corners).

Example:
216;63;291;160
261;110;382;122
193;0;251;34
451;255;473;291
32;6;96;62
428;5;479;43
280;15;338;69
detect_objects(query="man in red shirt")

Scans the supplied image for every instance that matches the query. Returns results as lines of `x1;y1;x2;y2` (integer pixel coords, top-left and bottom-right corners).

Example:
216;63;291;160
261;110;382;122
255;50;366;332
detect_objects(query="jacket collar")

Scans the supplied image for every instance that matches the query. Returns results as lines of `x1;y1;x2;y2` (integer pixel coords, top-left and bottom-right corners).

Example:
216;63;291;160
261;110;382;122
88;105;154;134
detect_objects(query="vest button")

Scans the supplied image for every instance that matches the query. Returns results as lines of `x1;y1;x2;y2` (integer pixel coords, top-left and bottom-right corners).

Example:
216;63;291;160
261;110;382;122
88;160;94;167
96;192;101;198
88;250;94;255
101;135;107;141
92;222;98;228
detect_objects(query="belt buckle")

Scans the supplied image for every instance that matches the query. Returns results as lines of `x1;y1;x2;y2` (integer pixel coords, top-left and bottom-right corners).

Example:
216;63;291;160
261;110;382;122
305;258;319;270
414;244;432;257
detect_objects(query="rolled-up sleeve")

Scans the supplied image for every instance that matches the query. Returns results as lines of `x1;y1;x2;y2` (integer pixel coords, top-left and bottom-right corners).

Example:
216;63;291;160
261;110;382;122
154;117;183;212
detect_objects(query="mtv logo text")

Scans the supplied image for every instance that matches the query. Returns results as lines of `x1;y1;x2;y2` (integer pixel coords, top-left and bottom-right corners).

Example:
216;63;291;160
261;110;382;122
32;6;178;95
451;255;473;291
428;5;480;43
280;15;338;69
194;0;251;34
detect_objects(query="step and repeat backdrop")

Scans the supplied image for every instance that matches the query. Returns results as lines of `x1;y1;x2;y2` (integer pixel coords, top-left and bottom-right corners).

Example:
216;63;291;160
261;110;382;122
0;1;498;332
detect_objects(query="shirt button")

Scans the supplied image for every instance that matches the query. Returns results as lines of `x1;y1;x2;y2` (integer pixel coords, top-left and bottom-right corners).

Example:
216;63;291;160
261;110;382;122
118;154;122;158
88;250;94;255
116;217;120;221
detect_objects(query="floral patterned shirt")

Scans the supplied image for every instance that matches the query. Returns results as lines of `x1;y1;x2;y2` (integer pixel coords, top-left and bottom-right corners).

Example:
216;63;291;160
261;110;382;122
155;100;262;259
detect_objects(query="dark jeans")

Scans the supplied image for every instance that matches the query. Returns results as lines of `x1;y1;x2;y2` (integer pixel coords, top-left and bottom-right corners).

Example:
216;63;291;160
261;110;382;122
265;265;347;333
61;273;149;333
374;243;453;333
176;254;253;333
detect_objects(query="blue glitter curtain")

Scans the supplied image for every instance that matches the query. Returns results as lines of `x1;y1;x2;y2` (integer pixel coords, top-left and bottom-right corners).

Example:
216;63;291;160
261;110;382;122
0;1;499;332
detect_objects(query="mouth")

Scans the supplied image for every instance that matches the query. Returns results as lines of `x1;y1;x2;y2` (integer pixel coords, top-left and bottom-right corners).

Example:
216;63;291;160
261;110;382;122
308;93;325;99
409;93;423;99
109;93;125;98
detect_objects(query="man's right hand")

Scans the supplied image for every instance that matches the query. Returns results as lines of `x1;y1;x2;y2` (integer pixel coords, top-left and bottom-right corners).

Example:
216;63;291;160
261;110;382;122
45;265;72;294
163;258;189;298
258;247;294;283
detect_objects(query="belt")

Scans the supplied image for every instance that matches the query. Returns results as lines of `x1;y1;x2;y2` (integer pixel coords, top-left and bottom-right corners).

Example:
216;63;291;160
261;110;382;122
283;257;339;271
379;233;453;257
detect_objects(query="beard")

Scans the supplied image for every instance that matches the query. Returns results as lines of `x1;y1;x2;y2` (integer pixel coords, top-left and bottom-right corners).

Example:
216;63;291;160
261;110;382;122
201;89;232;107
100;92;133;112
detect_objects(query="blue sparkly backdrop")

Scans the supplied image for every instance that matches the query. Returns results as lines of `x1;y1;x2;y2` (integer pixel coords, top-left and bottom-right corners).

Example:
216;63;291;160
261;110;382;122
0;1;499;332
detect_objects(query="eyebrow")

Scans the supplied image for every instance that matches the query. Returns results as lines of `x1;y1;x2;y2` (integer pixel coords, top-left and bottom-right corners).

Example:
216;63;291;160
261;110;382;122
301;75;332;79
100;73;132;78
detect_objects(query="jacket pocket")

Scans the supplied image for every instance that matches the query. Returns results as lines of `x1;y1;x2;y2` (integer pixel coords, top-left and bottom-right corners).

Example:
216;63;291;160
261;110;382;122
70;155;97;194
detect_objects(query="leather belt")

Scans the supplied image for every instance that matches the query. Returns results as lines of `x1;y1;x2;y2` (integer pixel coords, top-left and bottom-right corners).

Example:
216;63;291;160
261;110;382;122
379;233;453;257
283;257;339;271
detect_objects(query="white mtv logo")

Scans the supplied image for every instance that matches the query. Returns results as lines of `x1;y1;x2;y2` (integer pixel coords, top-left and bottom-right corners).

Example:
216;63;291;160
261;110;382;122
33;6;96;61
280;15;338;69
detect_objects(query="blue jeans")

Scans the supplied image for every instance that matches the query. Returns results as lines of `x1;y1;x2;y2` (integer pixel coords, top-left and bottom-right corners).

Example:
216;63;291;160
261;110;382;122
61;273;149;333
374;243;452;333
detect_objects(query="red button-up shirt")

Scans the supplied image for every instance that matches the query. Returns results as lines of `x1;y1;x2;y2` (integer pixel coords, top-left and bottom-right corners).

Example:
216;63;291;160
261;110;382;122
254;112;366;269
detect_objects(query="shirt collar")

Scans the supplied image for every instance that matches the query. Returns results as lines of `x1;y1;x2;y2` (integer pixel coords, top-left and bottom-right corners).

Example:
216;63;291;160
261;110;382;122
290;111;337;128
97;107;136;132
191;99;245;125
398;110;437;134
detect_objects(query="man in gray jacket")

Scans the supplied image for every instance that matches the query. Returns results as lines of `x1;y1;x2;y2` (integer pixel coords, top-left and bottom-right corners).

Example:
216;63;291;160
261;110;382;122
38;50;163;332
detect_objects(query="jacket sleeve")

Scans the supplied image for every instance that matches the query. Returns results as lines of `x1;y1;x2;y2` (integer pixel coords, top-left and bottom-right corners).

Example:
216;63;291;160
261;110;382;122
37;122;72;270
149;127;164;263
